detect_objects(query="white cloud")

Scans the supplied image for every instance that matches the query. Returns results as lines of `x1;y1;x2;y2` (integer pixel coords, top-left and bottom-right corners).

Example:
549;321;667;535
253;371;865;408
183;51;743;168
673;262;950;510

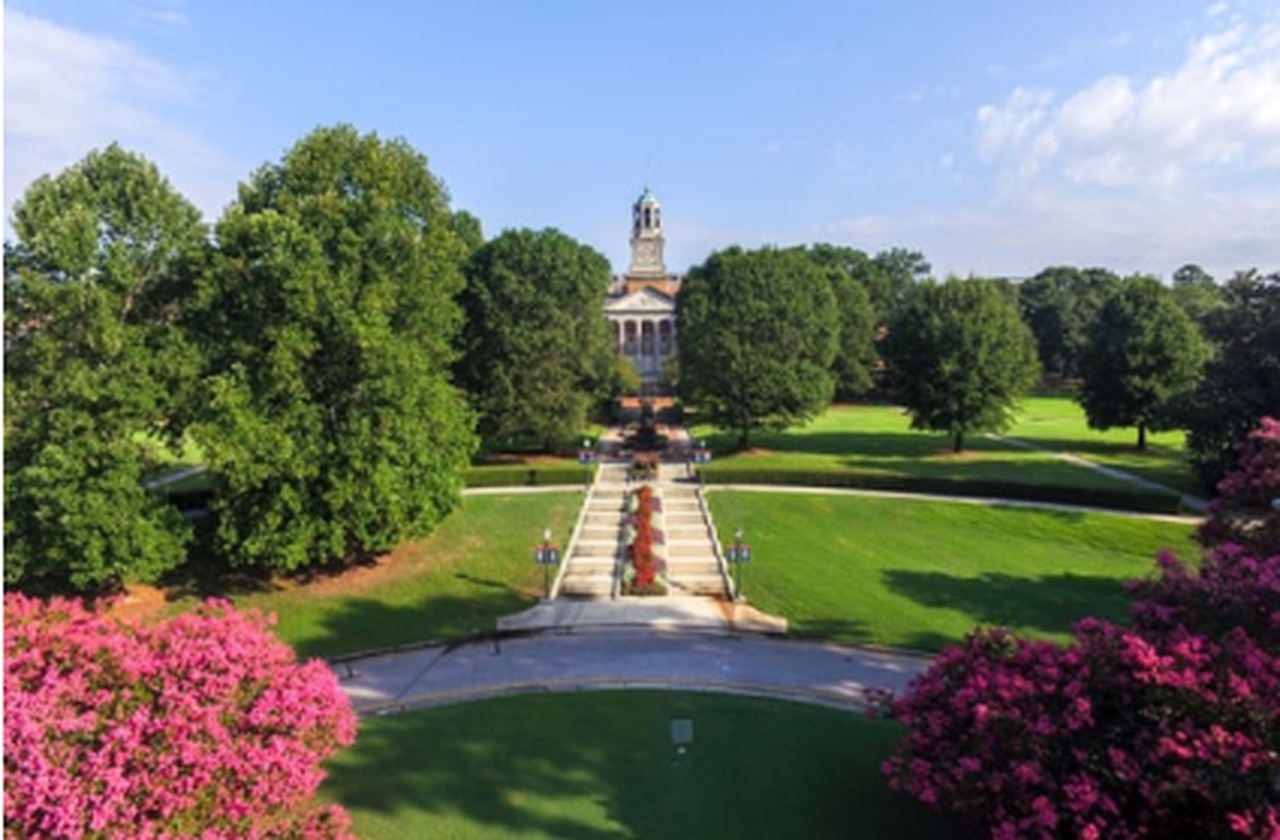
3;9;235;229
920;7;1280;279
978;13;1280;190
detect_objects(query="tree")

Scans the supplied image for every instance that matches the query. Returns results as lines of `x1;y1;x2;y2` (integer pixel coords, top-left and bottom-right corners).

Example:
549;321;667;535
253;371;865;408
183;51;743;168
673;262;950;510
3;145;205;593
882;278;1039;452
1078;275;1211;450
1196;417;1280;558
1170;263;1224;333
454;228;614;450
1018;266;1120;378
676;246;838;448
4;595;356;837
191;125;476;573
871;246;931;324
1183;270;1280;486
804;245;878;399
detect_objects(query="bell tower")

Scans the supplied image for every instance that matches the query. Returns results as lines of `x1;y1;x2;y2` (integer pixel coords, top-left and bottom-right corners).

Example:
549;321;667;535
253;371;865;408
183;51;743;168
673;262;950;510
628;187;666;277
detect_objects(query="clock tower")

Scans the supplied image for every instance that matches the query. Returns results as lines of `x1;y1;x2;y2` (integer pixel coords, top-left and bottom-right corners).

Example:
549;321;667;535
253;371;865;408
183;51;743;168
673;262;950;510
628;186;666;277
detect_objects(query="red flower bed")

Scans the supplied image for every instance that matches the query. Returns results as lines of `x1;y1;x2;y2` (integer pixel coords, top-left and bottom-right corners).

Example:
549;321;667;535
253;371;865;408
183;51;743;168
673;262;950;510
631;484;657;587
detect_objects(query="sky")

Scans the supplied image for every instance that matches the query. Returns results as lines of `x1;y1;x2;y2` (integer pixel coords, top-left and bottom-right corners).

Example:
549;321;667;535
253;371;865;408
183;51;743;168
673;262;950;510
4;0;1280;281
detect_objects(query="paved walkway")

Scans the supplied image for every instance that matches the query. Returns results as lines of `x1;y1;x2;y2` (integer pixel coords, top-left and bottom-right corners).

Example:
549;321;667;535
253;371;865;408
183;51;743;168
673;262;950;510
332;630;929;716
986;432;1209;513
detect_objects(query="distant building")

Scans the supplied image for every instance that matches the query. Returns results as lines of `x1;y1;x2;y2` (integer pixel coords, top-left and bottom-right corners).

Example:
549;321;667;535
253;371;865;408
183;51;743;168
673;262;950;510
603;187;680;394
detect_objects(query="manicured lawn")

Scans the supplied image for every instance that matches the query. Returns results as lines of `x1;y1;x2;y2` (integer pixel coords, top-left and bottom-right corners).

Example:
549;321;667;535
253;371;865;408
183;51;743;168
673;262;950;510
690;396;1197;505
321;691;960;839
1004;395;1198;494
707;491;1197;651
166;492;582;659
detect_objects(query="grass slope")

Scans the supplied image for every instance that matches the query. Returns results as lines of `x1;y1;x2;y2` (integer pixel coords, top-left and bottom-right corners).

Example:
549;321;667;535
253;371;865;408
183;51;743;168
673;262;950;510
166;492;582;659
708;491;1196;651
322;691;960;840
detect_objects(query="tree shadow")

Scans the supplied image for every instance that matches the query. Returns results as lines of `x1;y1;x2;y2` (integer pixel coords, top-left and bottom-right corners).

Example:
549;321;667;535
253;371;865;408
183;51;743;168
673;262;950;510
882;569;1132;637
322;691;964;839
289;587;535;661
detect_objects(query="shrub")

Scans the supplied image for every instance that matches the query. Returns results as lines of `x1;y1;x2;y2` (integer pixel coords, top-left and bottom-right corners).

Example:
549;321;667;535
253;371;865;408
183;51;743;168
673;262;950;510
882;621;1280;839
4;595;357;838
1199;416;1280;558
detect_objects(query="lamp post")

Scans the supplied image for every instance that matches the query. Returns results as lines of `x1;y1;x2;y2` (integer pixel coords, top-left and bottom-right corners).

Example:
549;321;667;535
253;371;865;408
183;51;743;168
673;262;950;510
578;440;596;490
534;526;560;600
726;526;751;601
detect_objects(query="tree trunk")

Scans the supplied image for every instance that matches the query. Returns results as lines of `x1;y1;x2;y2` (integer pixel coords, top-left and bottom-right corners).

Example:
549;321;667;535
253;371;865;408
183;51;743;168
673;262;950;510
953;430;964;453
738;427;750;451
1137;424;1147;451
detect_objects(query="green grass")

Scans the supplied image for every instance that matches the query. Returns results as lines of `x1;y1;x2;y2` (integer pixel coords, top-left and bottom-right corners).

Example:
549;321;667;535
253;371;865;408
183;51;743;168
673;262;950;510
165;492;582;659
1004;395;1199;494
321;691;960;839
690;395;1198;502
708;491;1196;651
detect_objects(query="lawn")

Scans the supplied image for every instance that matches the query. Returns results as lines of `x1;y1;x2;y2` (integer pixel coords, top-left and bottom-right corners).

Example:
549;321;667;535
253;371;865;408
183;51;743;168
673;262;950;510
1004;395;1198;494
689;395;1196;507
707;491;1197;651
321;691;960;839
163;492;583;660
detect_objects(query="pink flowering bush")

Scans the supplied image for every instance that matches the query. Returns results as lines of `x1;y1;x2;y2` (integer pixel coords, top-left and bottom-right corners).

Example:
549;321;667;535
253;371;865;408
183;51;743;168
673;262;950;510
1200;416;1280;558
1129;545;1280;653
4;595;357;838
882;621;1280;839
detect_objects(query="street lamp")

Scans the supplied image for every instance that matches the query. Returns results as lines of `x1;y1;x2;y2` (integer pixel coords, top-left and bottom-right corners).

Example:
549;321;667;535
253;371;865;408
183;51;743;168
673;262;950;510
534;526;560;600
726;526;751;601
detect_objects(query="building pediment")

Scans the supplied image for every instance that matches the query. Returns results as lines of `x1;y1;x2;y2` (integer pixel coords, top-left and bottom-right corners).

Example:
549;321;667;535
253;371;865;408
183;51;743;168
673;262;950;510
604;287;675;315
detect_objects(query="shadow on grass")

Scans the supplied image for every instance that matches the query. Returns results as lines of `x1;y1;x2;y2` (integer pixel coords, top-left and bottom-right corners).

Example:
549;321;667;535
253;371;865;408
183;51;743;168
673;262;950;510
882;569;1132;637
289;587;535;661
323;692;965;840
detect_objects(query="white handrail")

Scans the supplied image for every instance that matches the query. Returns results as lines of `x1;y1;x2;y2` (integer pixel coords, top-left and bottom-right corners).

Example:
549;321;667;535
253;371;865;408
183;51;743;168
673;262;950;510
695;486;737;599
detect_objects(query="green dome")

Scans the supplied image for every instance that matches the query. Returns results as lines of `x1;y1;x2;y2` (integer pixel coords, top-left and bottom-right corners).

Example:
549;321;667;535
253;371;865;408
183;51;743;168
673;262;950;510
635;186;660;207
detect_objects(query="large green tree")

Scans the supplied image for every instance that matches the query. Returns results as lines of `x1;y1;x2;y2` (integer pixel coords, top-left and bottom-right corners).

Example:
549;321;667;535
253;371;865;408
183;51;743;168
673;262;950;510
676;246;838;448
1078;275;1211;450
3;145;204;593
883;277;1039;452
804;245;878;399
454;228;614;450
1183;270;1280;485
191;125;476;573
871;246;931;325
1017;266;1120;378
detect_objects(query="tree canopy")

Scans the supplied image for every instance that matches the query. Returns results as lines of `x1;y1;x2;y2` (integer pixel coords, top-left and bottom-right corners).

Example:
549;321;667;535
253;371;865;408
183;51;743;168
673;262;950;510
883;277;1040;452
1078;275;1210;449
1183;270;1280;486
3;144;205;593
1017;266;1120;379
802;244;879;399
676;246;838;448
190;125;476;573
454;227;615;450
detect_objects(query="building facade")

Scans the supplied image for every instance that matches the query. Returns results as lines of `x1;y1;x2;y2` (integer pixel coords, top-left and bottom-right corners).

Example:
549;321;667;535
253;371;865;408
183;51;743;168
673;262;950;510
603;188;680;393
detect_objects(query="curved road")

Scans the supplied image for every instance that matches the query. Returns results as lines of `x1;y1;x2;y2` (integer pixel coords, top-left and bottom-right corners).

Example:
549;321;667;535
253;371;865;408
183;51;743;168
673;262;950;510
332;630;931;716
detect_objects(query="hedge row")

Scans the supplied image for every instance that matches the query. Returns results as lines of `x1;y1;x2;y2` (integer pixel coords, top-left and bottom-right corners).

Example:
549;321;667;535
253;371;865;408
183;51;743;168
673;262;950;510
696;467;1185;514
464;464;596;488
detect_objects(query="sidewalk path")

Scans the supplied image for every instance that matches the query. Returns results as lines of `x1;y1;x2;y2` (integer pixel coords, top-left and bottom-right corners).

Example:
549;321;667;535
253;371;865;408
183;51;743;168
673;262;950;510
332;630;929;716
986;433;1209;514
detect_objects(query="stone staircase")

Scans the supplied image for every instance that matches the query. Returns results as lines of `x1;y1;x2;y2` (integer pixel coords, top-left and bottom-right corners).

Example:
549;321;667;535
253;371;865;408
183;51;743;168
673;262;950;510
557;461;627;598
555;459;731;600
657;480;730;596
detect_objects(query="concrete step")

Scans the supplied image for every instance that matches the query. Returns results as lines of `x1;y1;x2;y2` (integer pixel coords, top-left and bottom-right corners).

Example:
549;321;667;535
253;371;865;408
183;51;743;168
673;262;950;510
558;579;613;598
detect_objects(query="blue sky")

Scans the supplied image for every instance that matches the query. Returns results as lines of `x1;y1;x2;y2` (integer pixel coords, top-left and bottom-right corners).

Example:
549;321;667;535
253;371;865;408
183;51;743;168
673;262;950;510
5;1;1279;280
